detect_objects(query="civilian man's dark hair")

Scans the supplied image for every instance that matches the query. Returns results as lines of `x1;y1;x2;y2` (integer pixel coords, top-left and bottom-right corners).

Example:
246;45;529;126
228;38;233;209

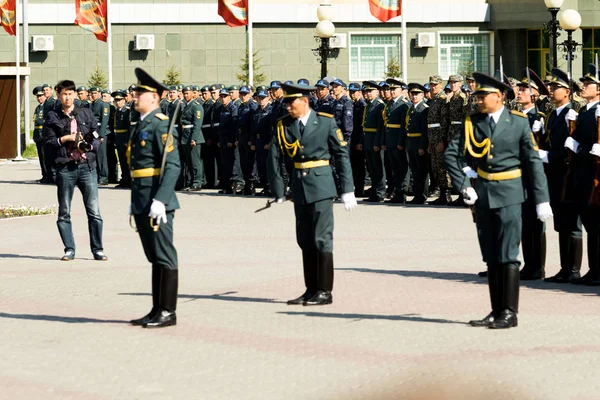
56;80;76;93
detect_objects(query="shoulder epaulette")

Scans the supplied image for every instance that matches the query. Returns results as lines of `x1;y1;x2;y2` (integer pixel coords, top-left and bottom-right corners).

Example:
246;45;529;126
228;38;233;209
460;93;466;99
155;113;169;121
423;104;429;108
440;94;446;100
510;110;527;118
376;98;384;104
317;112;334;118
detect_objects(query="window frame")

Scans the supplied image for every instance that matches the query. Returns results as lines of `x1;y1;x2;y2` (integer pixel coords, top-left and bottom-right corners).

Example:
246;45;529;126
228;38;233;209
347;31;403;81
581;27;600;77
436;31;493;80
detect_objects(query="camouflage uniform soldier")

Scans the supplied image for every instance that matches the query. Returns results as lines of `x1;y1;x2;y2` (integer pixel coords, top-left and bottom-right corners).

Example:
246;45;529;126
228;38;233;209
426;75;449;205
466;75;479;115
536;78;555;116
507;77;523;112
571;81;588;112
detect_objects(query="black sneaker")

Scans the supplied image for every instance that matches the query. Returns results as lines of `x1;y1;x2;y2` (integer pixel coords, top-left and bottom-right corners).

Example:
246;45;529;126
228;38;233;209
93;251;108;261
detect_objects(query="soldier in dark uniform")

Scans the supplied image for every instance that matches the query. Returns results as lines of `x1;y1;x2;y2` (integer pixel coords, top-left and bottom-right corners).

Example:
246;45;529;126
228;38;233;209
33;86;50;183
179;85;205;191
75;86;89;108
541;69;583;283
128;84;141;133
216;89;239;194
128;68;181;329
405;83;429;204
426;75;449;205
103;89;119;184
89;87;110;185
362;81;386;202
445;72;551;329
348;83;366;197
314;80;334;114
250;89;273;194
160;87;172;114
268;83;356;306
237;85;259;195
201;85;219;189
269;81;292;190
111;90;132;189
42;85;58;183
229;85;242;107
466;75;479;115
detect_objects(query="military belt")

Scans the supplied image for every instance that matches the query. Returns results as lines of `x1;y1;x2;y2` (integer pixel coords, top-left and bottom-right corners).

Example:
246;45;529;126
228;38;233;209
364;128;377;133
115;129;128;133
131;122;138;126
477;167;522;181
201;124;211;128
386;124;401;128
131;167;161;179
35;125;43;129
182;124;194;129
212;123;220;127
407;133;422;137
294;160;329;169
451;121;463;125
427;123;441;128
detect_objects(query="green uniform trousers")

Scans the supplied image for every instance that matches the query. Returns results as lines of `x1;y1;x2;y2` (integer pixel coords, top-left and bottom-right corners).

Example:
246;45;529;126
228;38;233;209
294;198;334;253
475;203;522;265
134;211;178;270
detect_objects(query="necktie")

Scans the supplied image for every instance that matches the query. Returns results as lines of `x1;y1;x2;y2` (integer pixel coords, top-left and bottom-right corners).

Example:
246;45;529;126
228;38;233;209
299;120;305;135
488;116;496;133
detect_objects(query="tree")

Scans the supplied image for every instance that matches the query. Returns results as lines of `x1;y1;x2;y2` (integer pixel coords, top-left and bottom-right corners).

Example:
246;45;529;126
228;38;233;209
237;50;267;86
384;57;402;79
164;64;183;86
87;65;109;89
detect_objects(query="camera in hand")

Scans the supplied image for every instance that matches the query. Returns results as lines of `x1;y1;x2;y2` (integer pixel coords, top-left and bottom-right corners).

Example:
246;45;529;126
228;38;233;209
78;140;93;152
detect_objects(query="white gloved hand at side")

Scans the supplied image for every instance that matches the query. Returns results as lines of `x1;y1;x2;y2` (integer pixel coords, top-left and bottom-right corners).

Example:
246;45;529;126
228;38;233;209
564;136;580;153
463;187;478;206
462;166;478;179
341;192;358;211
149;199;167;224
565;109;578;123
274;198;284;204
538;149;549;163
532;119;543;133
591;143;600;157
536;202;553;222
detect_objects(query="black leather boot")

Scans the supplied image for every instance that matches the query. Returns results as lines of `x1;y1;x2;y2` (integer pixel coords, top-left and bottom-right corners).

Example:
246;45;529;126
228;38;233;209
287;250;318;305
144;269;178;328
584;234;600;286
243;182;256;196
521;232;546;280
489;264;519;329
304;252;333;306
470;266;500;327
546;234;581;283
131;265;161;326
428;189;451;205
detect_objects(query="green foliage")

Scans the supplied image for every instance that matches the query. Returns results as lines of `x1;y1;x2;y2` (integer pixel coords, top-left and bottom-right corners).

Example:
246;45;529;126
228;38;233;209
22;143;38;159
87;65;109;89
164;64;183;86
384;57;402;79
0;204;56;219
457;58;475;79
237;50;267;86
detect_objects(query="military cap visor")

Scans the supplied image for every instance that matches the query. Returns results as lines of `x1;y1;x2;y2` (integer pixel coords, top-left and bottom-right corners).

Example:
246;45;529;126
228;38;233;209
471;72;513;96
219;89;230;96
548;68;571;89
282;83;317;102
385;78;405;89
200;85;210;92
182;85;194;92
101;89;111;95
580;63;600;84
111;91;126;99
408;83;427;93
362;80;379;90
76;86;88;92
519;68;549;96
256;90;269;98
134;67;169;95
33;86;44;96
297;78;310;85
331;78;347;89
42;84;51;89
270;81;282;89
348;83;361;92
315;80;330;88
89;86;100;93
239;86;250;94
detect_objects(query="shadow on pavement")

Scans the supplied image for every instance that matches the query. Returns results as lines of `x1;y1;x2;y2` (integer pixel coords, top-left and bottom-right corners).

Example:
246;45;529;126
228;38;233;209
278;311;467;325
119;291;287;304
0;312;128;324
0;253;58;261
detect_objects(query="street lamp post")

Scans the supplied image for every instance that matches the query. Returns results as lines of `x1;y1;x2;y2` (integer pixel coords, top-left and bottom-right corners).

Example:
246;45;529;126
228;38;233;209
544;0;563;69
313;3;338;79
558;9;582;80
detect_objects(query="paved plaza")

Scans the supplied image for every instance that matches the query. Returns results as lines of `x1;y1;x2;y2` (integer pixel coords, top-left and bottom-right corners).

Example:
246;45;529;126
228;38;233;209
1;160;599;400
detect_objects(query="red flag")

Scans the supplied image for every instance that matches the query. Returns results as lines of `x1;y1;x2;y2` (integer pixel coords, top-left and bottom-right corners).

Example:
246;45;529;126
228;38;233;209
369;0;402;23
75;0;108;42
218;0;248;27
0;0;16;36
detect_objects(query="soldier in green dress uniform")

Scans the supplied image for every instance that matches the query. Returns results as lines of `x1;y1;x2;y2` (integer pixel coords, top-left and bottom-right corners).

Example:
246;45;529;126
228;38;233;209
89;87;110;185
405;83;429;204
268;83;356;306
362;80;386;202
444;72;551;329
128;68;181;329
179;85;205;191
111;90;132;188
33;86;50;183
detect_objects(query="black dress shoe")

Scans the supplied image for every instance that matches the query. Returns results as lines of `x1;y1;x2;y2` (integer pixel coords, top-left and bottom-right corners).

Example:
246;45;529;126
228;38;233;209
287;291;315;305
477;270;488;277
519;269;545;280
488;310;518;329
189;186;202;192
114;183;131;189
93;251;108;261
131;307;158;326
143;309;177;328
303;290;332;306
571;272;592;285
218;188;234;194
385;195;406;204
363;197;384;203
554;271;580;283
407;197;426;205
469;312;497;327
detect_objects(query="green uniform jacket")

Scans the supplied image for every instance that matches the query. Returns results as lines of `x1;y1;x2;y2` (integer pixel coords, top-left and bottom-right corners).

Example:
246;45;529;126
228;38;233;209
403;101;429;150
383;98;408;148
91;98;110;138
113;105;131;137
33;103;45;143
362;97;385;151
268;111;354;205
572;103;599;203
129;108;181;214
444;108;549;209
180;99;205;145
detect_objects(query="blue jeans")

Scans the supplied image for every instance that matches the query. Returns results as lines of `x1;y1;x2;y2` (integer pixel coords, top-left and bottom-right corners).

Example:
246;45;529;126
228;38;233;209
56;163;104;253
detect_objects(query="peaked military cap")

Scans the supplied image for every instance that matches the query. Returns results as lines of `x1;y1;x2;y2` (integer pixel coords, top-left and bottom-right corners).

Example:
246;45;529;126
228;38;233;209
408;83;427;93
362;80;379;90
177;84;184;91
239;86;250;94
42;83;52;89
378;81;390;89
33;86;44;96
256;85;268;91
297;78;310;85
423;83;431;91
429;75;443;84
449;75;463;82
219;88;230;96
89;86;100;93
200;85;210;92
229;85;240;91
580;63;600;84
256;89;269;98
283;80;294;85
76;86;87;93
462;84;471;93
134;67;169;96
209;84;220;92
315;79;330;88
193;85;201;91
348;82;361;92
101;89;111;95
472;72;513;96
128;84;136;92
465;75;475;81
281;83;317;103
168;85;177;91
270;80;282;89
519;68;549;96
182;85;194;92
548;68;570;89
331;78;347;89
386;78;405;89
111;90;126;99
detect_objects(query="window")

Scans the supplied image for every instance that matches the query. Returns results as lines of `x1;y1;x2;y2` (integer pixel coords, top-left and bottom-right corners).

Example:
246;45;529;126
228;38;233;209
438;33;490;78
582;28;600;76
349;34;401;81
526;29;549;78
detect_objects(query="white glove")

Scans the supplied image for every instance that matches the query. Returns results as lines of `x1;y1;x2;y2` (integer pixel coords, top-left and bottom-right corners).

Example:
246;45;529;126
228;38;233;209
536;202;553;222
538;149;549;163
462;166;478;179
273;198;284;204
148;199;167;225
532;119;543;133
129;204;132;215
596;107;600;118
565;109;578;123
564;136;580;153
591;144;600;157
341;192;357;211
463;187;478;206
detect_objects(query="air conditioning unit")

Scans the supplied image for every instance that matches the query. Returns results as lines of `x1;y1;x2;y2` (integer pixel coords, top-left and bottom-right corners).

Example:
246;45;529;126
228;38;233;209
32;35;54;52
134;34;155;51
415;32;435;48
330;34;347;49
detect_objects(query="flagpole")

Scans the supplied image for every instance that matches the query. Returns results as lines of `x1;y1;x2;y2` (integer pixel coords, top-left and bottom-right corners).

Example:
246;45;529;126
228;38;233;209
247;0;253;86
401;0;407;82
107;0;112;91
23;0;30;145
13;1;24;161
